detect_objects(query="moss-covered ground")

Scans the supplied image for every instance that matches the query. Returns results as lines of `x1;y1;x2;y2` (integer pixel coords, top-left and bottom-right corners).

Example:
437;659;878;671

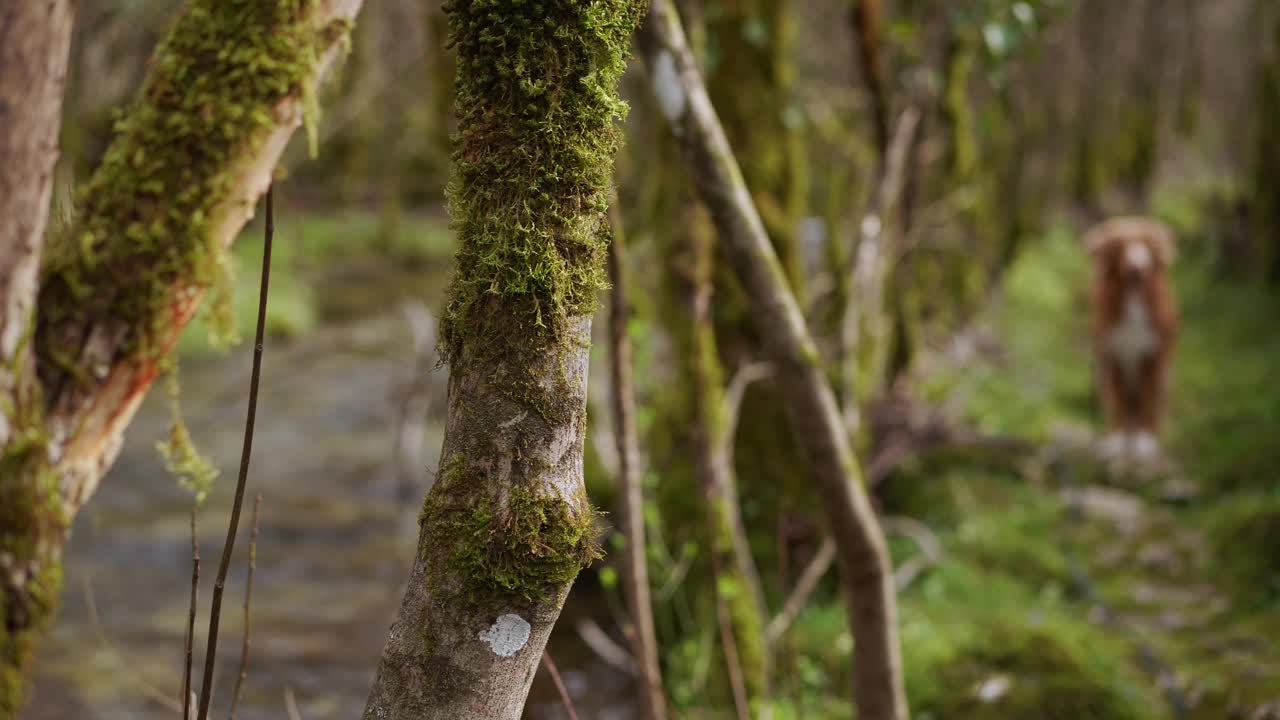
750;209;1280;718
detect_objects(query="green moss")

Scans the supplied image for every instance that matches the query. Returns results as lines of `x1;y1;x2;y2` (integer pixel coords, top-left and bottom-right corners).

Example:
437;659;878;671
36;0;353;379
438;0;645;366
154;366;218;503
420;457;603;606
913;617;1161;720
1206;494;1280;609
0;411;66;718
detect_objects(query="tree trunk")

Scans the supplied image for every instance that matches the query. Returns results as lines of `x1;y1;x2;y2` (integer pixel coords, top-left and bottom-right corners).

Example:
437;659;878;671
361;2;645;718
0;8;74;710
606;205;668;720
0;0;73;421
0;0;362;711
680;208;772;713
637;2;909;718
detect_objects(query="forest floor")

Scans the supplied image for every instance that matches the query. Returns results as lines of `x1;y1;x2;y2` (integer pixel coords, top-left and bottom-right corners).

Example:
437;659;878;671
774;222;1280;719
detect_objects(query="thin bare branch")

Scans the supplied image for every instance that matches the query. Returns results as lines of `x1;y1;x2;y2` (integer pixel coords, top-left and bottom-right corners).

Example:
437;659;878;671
711;550;753;720
541;652;579;720
841;106;923;434
284;688;303;720
766;537;836;644
183;509;200;720
196;186;274;720
228;494;262;720
723;362;773;445
573;618;637;675
606;193;668;720
766;516;943;643
882;516;943;591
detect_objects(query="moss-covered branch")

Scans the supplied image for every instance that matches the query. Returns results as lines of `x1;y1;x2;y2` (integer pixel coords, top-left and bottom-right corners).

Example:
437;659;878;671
363;2;645;717
29;0;360;510
1;0;361;712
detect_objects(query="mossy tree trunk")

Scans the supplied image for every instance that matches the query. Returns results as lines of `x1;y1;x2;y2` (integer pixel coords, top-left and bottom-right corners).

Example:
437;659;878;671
675;207;772;714
638;2;908;718
0;0;361;713
361;2;645;718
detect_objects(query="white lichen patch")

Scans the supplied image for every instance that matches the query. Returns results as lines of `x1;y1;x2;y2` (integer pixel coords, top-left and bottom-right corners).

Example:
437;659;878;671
479;614;531;657
652;50;686;125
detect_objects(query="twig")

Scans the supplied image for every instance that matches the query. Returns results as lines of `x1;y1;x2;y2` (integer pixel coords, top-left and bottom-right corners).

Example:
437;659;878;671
541;652;579;720
766;537;836;644
882;516;943;591
606;187;668;720
723;361;773;445
184;509;199;720
196;184;274;720
711;550;752;720
283;687;303;720
766;516;942;643
228;494;262;720
80;577;183;713
841;105;923;433
573;617;637;675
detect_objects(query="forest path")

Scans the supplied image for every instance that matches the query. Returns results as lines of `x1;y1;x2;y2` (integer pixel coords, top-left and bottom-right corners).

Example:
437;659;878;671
900;224;1280;719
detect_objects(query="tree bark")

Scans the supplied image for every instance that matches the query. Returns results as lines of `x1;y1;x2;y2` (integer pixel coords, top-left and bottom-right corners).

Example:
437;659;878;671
606;203;668;720
851;0;891;157
0;5;75;715
0;0;362;711
637;2;909;718
0;0;73;434
361;2;645;718
680;209;771;713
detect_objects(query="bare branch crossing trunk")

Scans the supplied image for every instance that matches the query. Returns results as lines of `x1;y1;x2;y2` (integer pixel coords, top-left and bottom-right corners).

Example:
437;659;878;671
0;0;362;710
636;2;909;717
361;2;645;718
606;205;668;720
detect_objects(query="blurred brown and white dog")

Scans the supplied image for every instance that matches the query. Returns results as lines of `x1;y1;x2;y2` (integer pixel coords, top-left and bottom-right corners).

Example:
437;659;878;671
1084;217;1178;463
